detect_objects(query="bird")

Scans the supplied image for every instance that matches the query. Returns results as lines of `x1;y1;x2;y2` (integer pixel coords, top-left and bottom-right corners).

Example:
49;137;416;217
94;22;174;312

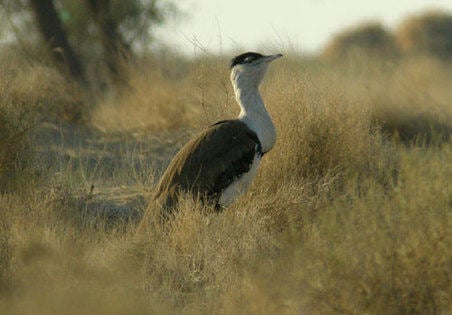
137;52;282;228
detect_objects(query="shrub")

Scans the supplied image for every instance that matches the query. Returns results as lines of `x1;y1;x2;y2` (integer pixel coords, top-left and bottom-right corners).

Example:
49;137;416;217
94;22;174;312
0;52;449;314
0;203;12;297
0;51;83;191
396;10;452;60
323;22;399;61
0;89;35;192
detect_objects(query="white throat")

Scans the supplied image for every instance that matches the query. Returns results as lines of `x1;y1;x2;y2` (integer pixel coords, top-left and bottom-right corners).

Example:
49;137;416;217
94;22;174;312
234;82;276;153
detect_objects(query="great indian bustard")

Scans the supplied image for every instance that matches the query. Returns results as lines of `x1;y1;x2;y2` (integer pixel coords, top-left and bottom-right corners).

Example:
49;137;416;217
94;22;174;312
137;52;282;228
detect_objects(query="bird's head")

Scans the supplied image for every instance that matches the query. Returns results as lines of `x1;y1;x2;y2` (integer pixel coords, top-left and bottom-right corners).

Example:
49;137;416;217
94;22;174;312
230;52;283;89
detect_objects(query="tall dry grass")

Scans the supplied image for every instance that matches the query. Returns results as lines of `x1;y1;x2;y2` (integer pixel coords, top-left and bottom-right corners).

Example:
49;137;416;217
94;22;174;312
90;55;233;133
0;50;450;314
0;51;84;192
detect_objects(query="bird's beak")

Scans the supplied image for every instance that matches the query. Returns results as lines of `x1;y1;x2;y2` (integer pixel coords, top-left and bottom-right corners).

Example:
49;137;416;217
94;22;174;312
263;53;283;63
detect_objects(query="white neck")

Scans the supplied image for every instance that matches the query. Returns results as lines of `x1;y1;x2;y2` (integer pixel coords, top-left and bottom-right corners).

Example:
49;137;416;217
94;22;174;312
234;83;276;153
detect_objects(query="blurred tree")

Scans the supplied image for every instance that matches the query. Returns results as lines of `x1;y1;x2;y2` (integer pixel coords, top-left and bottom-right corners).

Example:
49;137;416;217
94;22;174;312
58;0;176;87
83;0;130;86
396;11;452;60
28;0;87;85
0;0;177;87
323;22;400;61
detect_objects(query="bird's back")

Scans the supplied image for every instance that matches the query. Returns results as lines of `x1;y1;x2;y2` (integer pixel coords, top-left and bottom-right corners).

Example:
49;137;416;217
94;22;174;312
142;120;261;224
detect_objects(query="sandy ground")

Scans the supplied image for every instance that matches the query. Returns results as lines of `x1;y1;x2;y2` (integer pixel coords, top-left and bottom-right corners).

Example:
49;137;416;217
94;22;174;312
30;121;190;221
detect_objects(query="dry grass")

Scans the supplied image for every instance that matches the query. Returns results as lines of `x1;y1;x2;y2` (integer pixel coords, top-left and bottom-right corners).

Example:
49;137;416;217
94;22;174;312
0;50;450;314
321;55;452;143
91;55;233;133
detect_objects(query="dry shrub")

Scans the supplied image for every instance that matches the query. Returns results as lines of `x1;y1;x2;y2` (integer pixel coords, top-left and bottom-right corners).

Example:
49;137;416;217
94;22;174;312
285;145;451;314
0;203;13;297
0;53;83;191
0;103;32;192
396;10;452;60
90;55;238;134
260;65;396;192
138;195;279;312
0;188;162;315
323;22;399;61
0;65;35;191
341;56;452;143
315;51;452;143
8;66;85;123
0;49;86;122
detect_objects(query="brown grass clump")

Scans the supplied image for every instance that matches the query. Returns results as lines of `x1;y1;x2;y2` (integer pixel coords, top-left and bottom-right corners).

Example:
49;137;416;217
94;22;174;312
0;52;84;191
0;103;32;192
0;49;86;122
323;22;399;61
396;10;452;60
369;58;451;142
0;206;12;296
318;53;452;143
262;145;450;314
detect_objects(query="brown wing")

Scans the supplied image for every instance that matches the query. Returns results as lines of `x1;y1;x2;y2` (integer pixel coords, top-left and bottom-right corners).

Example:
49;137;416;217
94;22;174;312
154;120;260;211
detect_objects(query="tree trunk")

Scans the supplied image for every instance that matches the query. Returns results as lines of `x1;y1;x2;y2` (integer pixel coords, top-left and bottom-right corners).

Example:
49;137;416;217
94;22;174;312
28;0;86;85
84;0;131;87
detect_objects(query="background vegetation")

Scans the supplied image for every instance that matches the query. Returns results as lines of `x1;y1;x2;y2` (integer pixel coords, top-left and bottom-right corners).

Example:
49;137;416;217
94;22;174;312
0;3;451;314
